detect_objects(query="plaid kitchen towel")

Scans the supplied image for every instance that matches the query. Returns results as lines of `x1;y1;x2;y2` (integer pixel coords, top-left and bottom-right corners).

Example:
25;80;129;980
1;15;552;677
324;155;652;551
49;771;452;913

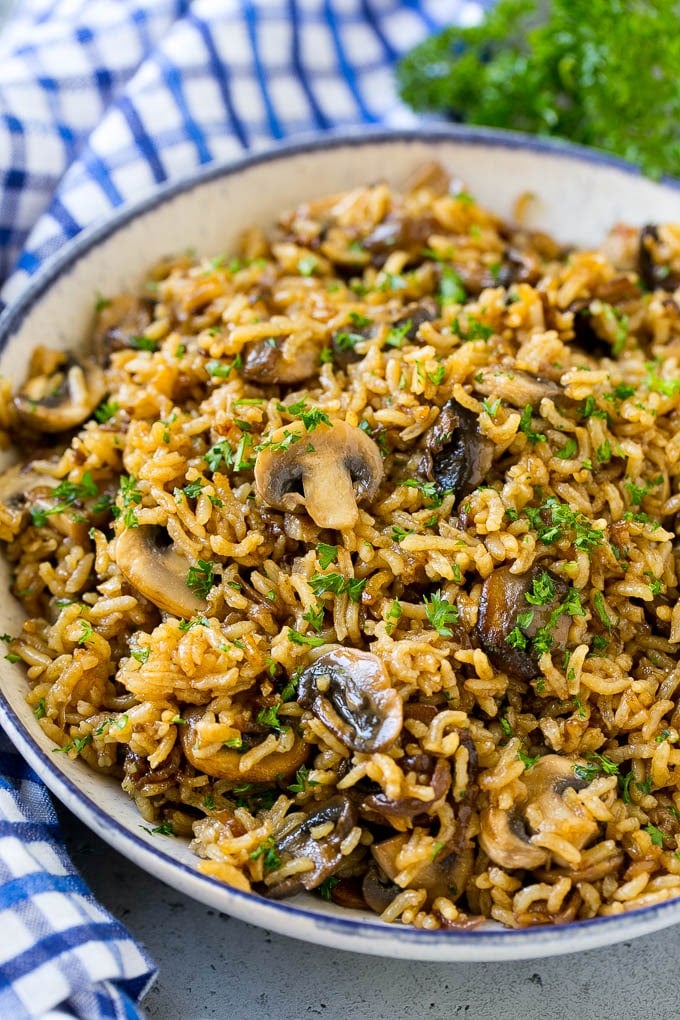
0;1;485;1016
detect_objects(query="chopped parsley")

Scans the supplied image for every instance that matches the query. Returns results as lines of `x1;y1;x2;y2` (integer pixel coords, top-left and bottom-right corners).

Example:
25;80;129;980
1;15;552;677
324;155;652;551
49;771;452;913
256;704;286;731
288;765;318;794
94;400;119;423
141;821;176;837
249;836;281;872
316;543;338;569
385;319;413;349
186;559;215;600
645;824;665;848
555;437;578;460
128;335;158;352
423;590;459;637
308;573;366;604
438;265;467;305
287;628;325;647
297;254;318;276
518;749;541;770
518;405;546;445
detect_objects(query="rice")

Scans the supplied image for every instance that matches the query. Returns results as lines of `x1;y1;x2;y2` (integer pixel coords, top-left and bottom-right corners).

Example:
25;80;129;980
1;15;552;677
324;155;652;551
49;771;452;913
2;163;680;930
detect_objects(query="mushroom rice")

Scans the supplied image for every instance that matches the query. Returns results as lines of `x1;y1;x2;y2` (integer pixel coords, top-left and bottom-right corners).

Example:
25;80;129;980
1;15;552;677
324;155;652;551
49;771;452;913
3;163;680;929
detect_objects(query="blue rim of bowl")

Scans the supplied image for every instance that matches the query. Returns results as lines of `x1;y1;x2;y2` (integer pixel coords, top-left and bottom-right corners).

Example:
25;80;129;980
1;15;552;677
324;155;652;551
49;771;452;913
2;124;680;958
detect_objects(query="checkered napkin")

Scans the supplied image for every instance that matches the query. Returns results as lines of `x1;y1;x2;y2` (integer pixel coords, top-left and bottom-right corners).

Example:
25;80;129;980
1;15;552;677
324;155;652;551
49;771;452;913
0;1;486;1016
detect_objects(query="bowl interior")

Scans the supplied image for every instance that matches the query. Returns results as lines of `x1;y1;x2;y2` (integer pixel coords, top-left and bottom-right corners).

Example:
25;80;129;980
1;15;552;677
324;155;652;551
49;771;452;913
3;128;680;961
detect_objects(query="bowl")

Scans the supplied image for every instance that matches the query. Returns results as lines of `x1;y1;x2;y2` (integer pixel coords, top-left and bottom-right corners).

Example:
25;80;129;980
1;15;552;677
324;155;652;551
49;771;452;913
2;126;680;962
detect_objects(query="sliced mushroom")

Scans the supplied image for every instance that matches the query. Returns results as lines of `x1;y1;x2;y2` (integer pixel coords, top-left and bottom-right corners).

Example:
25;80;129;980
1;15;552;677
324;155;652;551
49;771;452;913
361;213;437;263
361;754;450;822
267;795;358;898
254;418;383;530
180;707;309;782
0;462;55;539
389;298;439;342
362;864;401;914
639;224;680;292
93;293;154;363
473;368;560;408
115;525;208;617
297;648;402;754
241;335;321;384
14;354;107;432
476;564;571;681
418;399;494;500
479;754;598;870
369;831;473;908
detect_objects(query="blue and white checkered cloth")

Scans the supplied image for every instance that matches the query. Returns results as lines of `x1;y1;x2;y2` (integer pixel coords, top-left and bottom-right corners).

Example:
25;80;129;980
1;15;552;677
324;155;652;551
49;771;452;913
0;1;486;1016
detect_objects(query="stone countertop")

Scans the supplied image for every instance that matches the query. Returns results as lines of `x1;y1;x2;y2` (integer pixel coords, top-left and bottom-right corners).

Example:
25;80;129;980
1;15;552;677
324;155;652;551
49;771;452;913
58;804;678;1020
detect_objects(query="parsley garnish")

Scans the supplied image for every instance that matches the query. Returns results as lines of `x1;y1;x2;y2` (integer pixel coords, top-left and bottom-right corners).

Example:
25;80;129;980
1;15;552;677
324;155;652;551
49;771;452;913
423;590;459;637
128;335;158;352
186;559;215;599
438;265;467;305
141;821;176;837
288;765;318;794
645;824;665;848
518;749;541;770
316;543;338;569
94;400;119;423
249;836;281;872
287;628;325;647
308;573;366;603
256;704;286;731
518;404;546;445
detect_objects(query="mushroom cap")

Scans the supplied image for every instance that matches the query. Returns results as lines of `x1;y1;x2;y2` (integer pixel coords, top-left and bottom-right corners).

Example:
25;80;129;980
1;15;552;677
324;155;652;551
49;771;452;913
14;355;107;432
297;647;402;753
479;754;599;871
115;525;208;617
254;418;383;530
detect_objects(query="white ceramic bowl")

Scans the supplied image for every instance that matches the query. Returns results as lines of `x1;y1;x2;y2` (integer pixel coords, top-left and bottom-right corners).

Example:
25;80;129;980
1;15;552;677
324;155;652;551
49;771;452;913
2;126;680;962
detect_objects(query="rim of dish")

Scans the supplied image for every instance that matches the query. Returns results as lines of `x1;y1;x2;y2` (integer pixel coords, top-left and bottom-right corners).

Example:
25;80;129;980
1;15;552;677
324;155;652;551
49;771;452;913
2;124;680;959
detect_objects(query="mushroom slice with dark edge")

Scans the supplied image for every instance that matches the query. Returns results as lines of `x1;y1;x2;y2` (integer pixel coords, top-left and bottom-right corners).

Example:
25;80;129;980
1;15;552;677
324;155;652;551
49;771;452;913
297;648;402;754
254;418;383;530
473;367;560;409
241;335;321;384
93;293;154;363
0;463;56;540
476;564;570;681
361;753;450;822
115;524;208;617
479;754;598;870
14;354;107;433
180;707;309;782
267;795;358;898
418;399;494;500
368;831;474;909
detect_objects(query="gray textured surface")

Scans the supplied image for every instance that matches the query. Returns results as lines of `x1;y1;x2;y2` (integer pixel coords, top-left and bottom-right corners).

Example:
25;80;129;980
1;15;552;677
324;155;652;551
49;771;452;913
58;804;679;1020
